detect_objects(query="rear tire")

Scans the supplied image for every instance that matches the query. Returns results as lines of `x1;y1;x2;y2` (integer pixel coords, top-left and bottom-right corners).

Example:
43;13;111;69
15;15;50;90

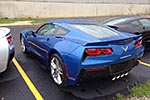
20;35;27;53
50;54;68;88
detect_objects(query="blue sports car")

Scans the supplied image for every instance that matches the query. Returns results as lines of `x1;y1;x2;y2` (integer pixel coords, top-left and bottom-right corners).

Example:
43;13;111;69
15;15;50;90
20;19;144;87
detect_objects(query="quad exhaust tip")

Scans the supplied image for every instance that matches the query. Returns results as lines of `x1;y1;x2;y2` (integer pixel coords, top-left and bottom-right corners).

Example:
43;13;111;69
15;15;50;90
112;72;129;81
112;76;116;81
116;75;120;79
121;73;125;77
125;72;129;76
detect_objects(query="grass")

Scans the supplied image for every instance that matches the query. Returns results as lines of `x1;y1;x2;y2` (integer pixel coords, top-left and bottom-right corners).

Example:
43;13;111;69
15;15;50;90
0;17;55;24
0;16;113;24
0;15;147;24
115;81;150;100
115;93;125;100
129;81;150;97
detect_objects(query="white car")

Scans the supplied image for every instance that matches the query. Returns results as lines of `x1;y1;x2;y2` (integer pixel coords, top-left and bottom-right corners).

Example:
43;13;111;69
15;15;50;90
0;27;15;73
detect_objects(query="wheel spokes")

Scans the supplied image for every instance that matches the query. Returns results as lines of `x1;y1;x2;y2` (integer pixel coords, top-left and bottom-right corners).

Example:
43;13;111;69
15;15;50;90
56;74;62;84
50;57;63;85
57;67;63;75
21;37;25;52
51;58;57;69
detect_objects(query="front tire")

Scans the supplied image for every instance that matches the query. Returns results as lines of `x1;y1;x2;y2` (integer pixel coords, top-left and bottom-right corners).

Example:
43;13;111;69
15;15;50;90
50;54;68;88
20;35;27;53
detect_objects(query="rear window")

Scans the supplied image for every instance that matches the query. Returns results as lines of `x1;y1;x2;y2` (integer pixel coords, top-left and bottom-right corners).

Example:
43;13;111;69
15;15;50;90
69;24;119;39
105;18;129;25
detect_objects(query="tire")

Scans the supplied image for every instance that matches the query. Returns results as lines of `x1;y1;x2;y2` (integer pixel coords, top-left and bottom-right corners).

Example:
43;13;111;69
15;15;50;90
20;35;27;53
50;54;68;88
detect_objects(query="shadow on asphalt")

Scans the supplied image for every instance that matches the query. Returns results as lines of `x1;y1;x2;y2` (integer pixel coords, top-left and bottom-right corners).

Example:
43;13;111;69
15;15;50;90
0;62;20;83
61;49;150;99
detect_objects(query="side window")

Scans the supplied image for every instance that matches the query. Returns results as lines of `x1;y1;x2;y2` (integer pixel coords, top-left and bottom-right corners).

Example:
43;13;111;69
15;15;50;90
36;24;57;35
56;27;69;36
130;20;140;26
139;19;150;27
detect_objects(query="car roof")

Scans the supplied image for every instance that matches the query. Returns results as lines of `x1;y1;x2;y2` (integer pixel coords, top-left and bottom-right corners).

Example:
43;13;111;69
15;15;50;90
117;16;146;20
46;19;96;24
103;16;147;25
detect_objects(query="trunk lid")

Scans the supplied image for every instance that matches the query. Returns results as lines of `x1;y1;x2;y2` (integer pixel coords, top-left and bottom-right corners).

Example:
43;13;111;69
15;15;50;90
83;35;143;64
84;34;141;46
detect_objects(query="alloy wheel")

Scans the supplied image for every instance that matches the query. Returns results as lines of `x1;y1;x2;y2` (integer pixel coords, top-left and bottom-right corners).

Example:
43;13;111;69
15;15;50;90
20;36;26;53
50;56;63;85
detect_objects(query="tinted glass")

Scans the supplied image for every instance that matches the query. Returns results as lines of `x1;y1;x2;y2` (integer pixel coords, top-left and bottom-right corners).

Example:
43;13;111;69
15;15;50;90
36;24;57;35
69;24;119;39
139;18;150;27
105;18;129;25
56;27;68;35
131;21;140;26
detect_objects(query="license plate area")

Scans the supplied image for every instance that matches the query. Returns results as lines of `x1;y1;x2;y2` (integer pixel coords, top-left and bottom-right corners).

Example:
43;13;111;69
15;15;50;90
110;59;134;75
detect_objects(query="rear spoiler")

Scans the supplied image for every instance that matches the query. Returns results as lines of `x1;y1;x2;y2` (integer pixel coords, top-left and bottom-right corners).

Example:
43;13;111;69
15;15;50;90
107;25;118;30
84;35;142;46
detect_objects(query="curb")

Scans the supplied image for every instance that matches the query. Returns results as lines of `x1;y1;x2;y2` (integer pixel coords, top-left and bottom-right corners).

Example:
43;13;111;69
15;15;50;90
0;21;34;26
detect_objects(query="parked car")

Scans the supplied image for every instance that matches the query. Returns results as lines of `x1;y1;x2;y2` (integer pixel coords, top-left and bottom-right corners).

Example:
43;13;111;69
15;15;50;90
20;19;144;87
102;16;150;47
0;27;15;73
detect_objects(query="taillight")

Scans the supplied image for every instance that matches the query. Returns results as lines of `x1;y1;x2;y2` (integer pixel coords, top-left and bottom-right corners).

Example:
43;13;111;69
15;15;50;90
85;48;112;56
101;48;112;54
7;36;12;43
134;39;142;48
85;48;101;56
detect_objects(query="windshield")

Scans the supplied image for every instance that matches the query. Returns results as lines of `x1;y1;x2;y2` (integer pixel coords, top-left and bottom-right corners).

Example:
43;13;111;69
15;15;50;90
69;24;119;39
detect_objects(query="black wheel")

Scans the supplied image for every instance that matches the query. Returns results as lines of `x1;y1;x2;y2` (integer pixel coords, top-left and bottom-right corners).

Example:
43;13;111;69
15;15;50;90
50;54;68;87
20;35;27;53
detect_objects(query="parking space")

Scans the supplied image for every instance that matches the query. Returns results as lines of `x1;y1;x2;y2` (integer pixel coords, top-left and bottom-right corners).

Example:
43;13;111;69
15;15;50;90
0;25;150;100
0;62;35;100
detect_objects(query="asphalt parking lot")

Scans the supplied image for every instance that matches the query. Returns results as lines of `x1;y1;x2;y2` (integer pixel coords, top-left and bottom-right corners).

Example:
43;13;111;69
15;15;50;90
0;25;150;100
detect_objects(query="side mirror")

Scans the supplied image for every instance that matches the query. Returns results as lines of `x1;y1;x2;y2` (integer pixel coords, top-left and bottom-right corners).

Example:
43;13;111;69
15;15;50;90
28;30;36;37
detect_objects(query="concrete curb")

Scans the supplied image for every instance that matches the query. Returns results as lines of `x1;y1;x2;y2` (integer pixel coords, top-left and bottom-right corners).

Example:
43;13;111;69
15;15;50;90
0;21;33;26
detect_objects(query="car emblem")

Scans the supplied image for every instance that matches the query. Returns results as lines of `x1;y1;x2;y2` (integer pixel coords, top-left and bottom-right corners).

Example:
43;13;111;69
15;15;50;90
122;46;128;52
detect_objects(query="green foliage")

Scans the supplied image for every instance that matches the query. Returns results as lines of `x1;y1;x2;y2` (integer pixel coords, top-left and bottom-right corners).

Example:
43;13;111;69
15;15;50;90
129;81;150;97
0;18;53;24
0;16;113;24
115;93;125;100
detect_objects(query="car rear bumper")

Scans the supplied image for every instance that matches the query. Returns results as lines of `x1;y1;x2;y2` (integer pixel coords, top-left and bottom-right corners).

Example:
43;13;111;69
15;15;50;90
8;42;15;62
76;58;138;83
0;43;15;73
9;49;15;62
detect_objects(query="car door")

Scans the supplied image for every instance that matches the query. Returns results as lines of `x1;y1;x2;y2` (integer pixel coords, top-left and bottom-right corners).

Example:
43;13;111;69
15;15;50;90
27;24;58;60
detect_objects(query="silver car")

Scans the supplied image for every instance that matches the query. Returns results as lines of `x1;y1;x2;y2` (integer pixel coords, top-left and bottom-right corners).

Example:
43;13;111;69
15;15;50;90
0;27;15;73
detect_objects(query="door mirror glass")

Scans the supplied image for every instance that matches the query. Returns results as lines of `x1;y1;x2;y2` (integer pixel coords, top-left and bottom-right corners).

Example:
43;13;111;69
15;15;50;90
28;31;33;35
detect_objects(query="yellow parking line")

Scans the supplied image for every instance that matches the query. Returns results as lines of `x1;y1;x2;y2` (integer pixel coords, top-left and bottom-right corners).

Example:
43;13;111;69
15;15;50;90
12;58;44;100
138;60;150;67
